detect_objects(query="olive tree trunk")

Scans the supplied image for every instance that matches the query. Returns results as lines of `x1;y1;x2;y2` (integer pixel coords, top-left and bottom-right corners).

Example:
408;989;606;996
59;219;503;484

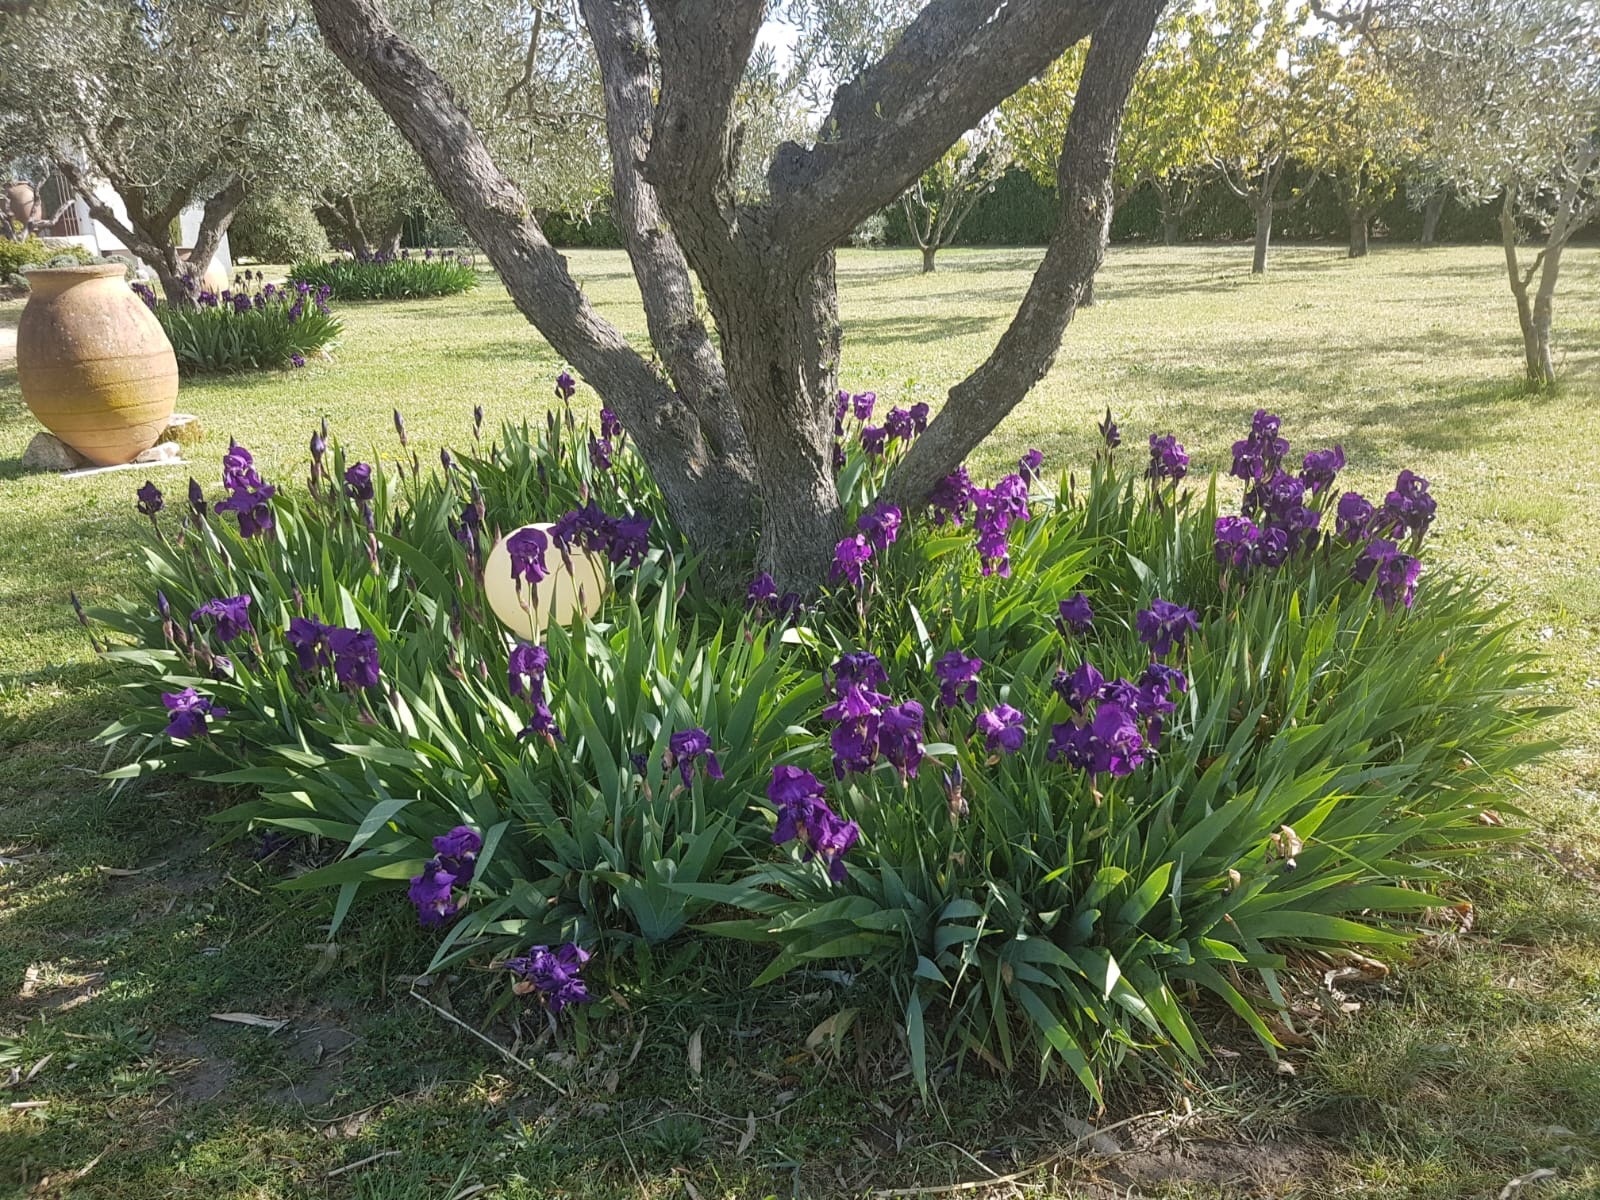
1347;211;1369;258
1420;187;1446;246
1251;201;1273;275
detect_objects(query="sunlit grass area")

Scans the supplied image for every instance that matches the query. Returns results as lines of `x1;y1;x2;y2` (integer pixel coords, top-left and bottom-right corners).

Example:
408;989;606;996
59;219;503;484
3;243;1598;1198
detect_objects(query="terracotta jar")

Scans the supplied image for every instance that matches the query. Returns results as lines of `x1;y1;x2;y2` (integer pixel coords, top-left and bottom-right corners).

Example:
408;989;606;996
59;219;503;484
17;264;178;467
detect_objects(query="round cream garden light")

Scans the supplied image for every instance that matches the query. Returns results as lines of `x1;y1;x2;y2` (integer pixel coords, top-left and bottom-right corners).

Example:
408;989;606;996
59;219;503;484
482;523;607;639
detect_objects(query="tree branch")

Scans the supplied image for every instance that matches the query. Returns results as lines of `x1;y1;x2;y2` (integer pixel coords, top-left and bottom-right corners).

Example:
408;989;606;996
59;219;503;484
880;0;1166;510
578;0;755;473
189;173;246;284
768;0;1121;256
309;0;759;549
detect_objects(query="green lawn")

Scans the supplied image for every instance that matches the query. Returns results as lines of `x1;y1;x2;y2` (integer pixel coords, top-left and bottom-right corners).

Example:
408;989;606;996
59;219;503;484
2;244;1598;1198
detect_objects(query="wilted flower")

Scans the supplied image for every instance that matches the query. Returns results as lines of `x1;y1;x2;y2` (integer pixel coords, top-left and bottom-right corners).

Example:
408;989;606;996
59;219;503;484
934;650;982;708
665;727;724;787
974;704;1025;754
191;594;253;643
136;481;163;518
161;687;226;739
768;766;859;882
504;943;592;1012
187;477;207;517
1135;598;1200;657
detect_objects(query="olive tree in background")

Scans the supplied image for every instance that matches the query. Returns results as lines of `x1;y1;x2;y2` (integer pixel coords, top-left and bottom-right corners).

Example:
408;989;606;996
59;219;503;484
901;128;1011;273
1323;0;1600;386
1001;3;1215;247
310;0;1167;588
0;0;309;304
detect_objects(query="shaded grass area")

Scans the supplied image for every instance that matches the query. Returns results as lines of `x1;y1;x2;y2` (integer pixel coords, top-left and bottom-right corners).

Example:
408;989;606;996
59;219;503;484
2;245;1599;1198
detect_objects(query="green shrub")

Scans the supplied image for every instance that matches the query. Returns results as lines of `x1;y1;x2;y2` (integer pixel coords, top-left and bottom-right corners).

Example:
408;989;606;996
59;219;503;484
134;274;341;374
229;192;329;264
0;236;91;277
287;251;477;300
87;387;1547;1096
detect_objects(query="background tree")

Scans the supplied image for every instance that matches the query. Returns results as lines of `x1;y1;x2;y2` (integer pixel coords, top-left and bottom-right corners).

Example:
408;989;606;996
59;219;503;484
1321;0;1600;384
311;0;1167;589
1314;41;1417;257
901;126;1011;273
1199;0;1332;274
1001;3;1215;246
0;0;309;303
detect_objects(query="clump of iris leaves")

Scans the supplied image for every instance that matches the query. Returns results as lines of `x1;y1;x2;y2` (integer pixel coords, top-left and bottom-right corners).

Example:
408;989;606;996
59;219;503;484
287;249;478;301
86;385;1550;1100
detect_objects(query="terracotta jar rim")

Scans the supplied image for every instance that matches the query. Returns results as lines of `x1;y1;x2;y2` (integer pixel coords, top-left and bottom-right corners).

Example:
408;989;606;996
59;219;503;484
25;263;129;280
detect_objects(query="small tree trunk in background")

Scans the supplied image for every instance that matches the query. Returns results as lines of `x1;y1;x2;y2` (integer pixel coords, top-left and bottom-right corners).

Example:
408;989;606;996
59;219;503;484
1162;214;1183;245
1420;188;1445;246
921;244;938;273
1251;201;1272;275
379;215;404;256
1347;212;1369;258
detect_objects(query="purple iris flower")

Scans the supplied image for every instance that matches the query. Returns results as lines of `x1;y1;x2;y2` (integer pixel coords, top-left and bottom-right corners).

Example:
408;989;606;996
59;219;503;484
1301;445;1345;494
1057;592;1094;634
1054;661;1105;713
974;704;1025;754
1336;492;1375;542
856;502;902;551
286;616;333;671
860;426;888;456
884;406;917;441
328;627;381;690
971;474;1030;577
136;481;163;517
599;408;622;440
1381;470;1436;540
934;650;982;708
1018;448;1044;482
504;943;592;1013
830;718;879;778
555;372;577;400
589;434;613;471
909;402;930;433
343;462;374;501
188;478;207;516
665;727;724;787
1135;598;1200;657
192;594;253;643
830;534;873;587
747;573;778;610
507;527;550;587
928;469;975;527
1215;515;1261;571
508;642;550;701
768;766;858;882
1353;539;1422;610
433;826;481;875
1231;408;1289;483
407;861;461;926
161;688;227;739
851;391;876;421
877;700;926;778
1147;434;1189;482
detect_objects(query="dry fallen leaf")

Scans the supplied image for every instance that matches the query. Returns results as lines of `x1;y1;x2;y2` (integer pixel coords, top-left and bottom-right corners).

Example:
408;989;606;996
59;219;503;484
687;1026;703;1080
737;1111;756;1156
1500;1167;1558;1199
209;1012;289;1034
97;861;167;877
